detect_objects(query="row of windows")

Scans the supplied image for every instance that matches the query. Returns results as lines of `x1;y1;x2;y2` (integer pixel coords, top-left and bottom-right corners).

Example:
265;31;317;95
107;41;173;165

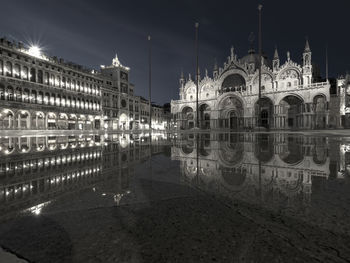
0;85;101;111
0;60;102;96
1;47;103;82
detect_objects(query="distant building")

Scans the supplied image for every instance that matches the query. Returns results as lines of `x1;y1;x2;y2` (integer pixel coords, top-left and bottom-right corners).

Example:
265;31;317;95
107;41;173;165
0;37;103;130
171;40;333;130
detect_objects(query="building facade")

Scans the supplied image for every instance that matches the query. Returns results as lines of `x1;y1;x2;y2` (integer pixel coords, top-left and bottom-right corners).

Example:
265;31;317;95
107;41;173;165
0;38;103;130
0;38;170;131
171;40;331;130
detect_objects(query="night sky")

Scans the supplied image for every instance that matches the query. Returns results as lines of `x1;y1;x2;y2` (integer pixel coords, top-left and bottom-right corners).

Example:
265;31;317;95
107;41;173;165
1;0;349;105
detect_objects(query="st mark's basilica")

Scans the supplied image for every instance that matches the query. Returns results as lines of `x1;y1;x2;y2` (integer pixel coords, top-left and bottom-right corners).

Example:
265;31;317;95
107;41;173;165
171;40;336;130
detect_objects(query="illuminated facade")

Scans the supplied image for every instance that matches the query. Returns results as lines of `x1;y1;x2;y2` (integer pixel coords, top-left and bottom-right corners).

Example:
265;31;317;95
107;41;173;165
0;38;103;130
0;38;169;131
171;40;332;130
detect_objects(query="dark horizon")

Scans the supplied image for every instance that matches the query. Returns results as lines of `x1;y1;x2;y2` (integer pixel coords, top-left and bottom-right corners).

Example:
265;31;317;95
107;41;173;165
1;0;349;105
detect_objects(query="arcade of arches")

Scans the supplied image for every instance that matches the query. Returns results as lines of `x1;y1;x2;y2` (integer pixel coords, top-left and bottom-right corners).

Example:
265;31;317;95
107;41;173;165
0;109;101;130
176;93;328;130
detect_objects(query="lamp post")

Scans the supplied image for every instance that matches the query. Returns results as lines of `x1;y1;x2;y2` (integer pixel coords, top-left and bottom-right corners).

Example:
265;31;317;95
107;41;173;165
195;22;199;129
258;4;263;129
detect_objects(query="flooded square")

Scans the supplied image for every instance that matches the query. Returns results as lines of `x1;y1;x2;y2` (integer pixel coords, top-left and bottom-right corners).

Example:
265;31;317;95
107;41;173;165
1;132;350;262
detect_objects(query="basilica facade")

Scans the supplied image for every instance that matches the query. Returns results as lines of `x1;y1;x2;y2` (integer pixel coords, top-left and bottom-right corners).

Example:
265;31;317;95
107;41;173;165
171;40;331;130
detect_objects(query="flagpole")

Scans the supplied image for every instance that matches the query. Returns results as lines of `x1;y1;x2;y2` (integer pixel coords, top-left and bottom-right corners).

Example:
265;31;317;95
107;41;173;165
195;22;199;129
148;35;152;132
258;4;263;128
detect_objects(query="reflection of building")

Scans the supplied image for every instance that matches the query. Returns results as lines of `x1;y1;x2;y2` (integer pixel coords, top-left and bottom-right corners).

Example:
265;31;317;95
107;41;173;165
172;133;334;209
0;133;169;219
0;38;103;130
0;135;103;218
171;41;332;130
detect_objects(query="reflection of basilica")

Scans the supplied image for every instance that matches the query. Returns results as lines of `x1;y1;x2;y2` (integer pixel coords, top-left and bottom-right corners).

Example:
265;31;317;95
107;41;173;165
0;133;169;219
172;133;334;210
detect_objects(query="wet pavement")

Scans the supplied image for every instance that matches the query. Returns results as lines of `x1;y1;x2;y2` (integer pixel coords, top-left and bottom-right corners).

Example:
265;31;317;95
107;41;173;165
1;132;350;262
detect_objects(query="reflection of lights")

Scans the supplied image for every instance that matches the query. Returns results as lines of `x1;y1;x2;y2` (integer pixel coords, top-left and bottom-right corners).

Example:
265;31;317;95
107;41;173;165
102;193;106;196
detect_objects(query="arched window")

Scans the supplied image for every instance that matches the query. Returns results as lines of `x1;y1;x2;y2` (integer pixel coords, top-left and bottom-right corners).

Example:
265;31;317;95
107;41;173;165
22;67;28;80
56;95;61;106
0;84;4;100
44;93;49;105
5;61;12;77
14;64;20;78
16;88;22;102
30;68;36;82
7;86;14;101
56;76;60;87
62;77;66;88
23;89;30;103
44;72;49;85
38;91;43;104
38;70;43;84
31;90;37;103
50;94;55;106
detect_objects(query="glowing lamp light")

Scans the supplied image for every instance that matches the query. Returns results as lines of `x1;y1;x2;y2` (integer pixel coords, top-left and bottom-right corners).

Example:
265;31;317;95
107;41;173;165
28;45;41;58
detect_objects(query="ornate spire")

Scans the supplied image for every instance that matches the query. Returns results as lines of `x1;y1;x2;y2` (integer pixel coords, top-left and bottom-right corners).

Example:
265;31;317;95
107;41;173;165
112;53;121;67
180;69;184;80
304;38;311;53
213;58;218;71
273;46;279;60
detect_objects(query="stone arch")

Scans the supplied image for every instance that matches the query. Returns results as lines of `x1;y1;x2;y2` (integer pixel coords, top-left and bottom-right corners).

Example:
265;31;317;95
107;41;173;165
254;96;274;129
199;103;211;129
34;111;45;129
58;113;68;130
220;73;246;93
0;109;15;129
16;110;31;129
278;94;304;129
277;68;302;88
180;106;194;130
217;94;244;130
47;112;57;130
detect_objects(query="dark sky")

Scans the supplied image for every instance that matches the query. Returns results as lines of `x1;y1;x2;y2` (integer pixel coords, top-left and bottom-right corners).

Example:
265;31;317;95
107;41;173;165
0;0;349;105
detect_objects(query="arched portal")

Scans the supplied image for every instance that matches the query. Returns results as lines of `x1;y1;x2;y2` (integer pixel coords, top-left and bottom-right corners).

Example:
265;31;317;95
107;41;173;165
199;104;210;129
33;112;45;129
58;113;68;130
218;96;244;130
255;97;274;129
47;113;57;130
180;107;194;130
16;111;30;129
0;109;14;129
279;95;304;129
